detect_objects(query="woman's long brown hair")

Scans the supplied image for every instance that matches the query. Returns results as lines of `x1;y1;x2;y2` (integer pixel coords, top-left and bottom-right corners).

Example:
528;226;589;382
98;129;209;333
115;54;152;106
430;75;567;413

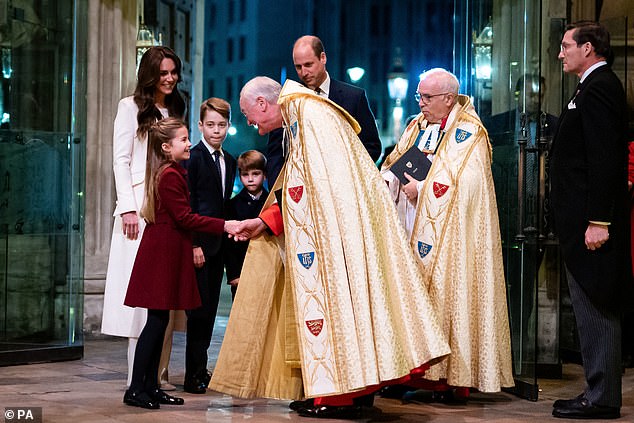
134;46;186;137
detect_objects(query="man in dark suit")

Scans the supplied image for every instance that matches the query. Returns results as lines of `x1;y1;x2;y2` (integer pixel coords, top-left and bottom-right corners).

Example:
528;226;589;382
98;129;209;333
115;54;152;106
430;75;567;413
266;35;382;187
183;98;237;394
550;21;629;420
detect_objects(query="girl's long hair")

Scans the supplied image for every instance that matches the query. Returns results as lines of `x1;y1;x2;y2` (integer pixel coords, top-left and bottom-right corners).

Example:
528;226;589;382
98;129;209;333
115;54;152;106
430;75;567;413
134;46;186;138
141;117;186;223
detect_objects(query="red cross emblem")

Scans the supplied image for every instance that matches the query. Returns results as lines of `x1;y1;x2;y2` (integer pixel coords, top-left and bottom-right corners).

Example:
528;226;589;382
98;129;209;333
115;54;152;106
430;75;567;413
288;186;304;203
433;182;449;198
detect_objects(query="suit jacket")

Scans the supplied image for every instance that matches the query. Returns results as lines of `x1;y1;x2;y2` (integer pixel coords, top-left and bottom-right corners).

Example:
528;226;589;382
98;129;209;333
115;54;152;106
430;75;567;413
184;142;236;257
550;65;630;308
125;163;225;310
266;78;382;187
225;187;268;281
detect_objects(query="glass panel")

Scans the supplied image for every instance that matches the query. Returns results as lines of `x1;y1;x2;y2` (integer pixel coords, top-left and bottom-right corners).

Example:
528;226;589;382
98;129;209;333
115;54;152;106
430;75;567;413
454;0;566;400
0;1;85;364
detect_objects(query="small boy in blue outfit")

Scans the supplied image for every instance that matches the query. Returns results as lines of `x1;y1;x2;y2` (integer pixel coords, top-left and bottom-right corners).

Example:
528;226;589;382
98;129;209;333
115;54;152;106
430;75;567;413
225;150;268;299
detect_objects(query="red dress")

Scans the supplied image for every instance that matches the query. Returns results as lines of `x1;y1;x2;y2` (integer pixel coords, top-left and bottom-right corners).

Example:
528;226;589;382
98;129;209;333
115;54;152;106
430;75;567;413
125;162;225;310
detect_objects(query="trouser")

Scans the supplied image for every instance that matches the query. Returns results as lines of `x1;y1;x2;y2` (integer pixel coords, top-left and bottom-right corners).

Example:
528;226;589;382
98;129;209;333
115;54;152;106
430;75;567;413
185;256;224;380
566;267;622;408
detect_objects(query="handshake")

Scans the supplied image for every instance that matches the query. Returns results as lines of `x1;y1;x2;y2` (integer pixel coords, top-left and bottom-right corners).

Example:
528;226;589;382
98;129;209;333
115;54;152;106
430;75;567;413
223;218;268;241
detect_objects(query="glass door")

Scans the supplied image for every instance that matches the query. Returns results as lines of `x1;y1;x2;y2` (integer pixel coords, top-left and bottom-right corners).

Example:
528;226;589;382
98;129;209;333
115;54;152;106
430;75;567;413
0;0;86;365
453;0;564;400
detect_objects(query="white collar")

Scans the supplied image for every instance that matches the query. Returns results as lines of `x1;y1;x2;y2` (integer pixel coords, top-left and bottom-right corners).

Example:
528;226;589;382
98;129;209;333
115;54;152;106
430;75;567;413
316;72;331;96
249;191;262;200
580;61;607;83
200;140;223;157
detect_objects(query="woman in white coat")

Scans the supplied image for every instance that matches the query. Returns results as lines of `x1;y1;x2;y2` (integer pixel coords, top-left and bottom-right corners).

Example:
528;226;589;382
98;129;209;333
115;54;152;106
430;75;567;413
101;46;186;388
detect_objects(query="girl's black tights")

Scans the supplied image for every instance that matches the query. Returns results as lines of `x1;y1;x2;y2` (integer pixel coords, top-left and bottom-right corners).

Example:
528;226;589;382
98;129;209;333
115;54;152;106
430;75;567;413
129;309;169;393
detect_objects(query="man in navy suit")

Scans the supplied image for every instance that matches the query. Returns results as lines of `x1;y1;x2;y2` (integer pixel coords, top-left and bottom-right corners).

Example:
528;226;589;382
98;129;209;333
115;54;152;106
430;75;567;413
266;35;382;187
550;21;629;420
183;98;237;394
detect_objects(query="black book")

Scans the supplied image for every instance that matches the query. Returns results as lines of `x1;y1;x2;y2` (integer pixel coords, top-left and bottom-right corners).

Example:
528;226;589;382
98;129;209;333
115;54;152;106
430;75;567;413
389;145;433;185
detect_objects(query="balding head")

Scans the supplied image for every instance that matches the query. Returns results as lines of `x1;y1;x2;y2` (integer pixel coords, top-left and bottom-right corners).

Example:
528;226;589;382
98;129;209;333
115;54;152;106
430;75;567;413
417;68;459;123
239;76;283;135
292;35;328;90
419;68;460;95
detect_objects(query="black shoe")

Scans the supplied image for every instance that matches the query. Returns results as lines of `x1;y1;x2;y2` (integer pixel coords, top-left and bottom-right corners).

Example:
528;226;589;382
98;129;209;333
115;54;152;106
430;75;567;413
289;398;314;411
152;388;184;405
431;389;468;405
200;370;212;385
123;389;160;409
183;377;207;394
297;405;362;419
379;384;412;399
553;393;585;409
353;393;375;407
552;396;620;419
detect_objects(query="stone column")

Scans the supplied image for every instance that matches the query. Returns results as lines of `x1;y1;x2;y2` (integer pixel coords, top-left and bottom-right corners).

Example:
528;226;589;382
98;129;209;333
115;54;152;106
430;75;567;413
83;0;137;336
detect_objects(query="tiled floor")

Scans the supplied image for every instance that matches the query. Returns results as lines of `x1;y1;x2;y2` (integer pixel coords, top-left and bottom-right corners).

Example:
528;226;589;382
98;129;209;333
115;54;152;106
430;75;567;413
1;317;633;422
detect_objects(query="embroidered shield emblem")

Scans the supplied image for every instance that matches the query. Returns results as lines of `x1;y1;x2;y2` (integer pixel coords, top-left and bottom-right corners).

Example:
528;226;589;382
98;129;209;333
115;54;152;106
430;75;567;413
455;128;472;143
305;319;324;336
433;182;449;198
418;241;432;258
288;186;303;203
297;252;315;269
290;121;298;138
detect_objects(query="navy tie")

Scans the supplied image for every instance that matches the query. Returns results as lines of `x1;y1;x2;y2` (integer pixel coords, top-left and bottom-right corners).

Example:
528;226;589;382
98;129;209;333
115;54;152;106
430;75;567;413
212;150;222;179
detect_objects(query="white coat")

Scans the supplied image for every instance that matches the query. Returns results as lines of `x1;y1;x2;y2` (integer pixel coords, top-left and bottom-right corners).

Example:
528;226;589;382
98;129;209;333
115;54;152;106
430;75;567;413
101;96;168;337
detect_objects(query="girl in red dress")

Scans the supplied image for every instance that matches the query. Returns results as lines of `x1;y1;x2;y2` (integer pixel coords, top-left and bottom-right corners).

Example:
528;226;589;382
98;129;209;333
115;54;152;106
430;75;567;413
123;117;239;409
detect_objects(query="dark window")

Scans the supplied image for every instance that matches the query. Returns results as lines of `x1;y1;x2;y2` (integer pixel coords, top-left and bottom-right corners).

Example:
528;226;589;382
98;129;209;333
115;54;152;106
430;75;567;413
370;5;379;36
207;79;215;97
238;75;245;93
209;3;216;29
184;11;191;61
226;77;233;100
383;4;391;35
426;3;435;28
240;0;246;21
227;38;234;63
239;36;245;61
228;0;235;23
208;41;215;65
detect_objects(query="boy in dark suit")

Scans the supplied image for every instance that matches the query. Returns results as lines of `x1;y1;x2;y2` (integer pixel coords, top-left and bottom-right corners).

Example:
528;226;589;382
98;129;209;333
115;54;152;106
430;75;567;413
183;98;237;394
225;150;268;299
